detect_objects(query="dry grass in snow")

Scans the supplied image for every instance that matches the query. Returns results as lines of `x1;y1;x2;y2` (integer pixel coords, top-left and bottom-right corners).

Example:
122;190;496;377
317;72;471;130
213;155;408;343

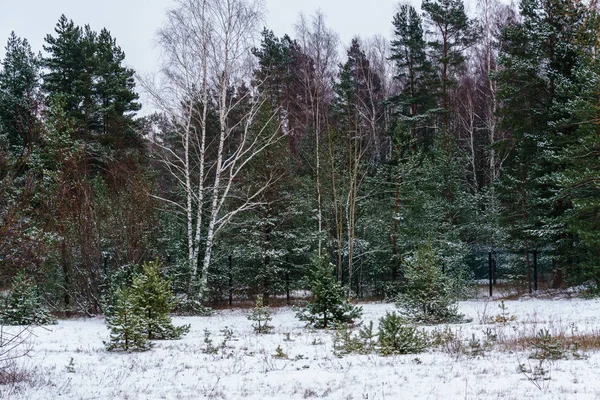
2;296;600;399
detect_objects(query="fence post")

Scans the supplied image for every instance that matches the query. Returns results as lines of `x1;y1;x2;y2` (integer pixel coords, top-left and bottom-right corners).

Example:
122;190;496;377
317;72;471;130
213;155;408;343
489;251;493;297
492;253;497;285
533;249;538;292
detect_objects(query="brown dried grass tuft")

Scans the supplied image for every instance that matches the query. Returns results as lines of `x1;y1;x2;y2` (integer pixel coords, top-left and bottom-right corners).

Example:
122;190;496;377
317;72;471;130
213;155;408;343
0;361;30;385
497;328;600;354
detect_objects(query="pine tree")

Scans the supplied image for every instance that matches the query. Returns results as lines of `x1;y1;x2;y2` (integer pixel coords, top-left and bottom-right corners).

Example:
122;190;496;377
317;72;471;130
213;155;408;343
389;5;437;150
296;257;362;328
496;0;589;289
247;297;274;334
105;260;189;350
104;286;151;352
42;15;86;121
130;260;190;340
0;271;55;326
546;6;600;287
0;32;39;157
396;241;466;324
377;311;427;355
93;28;141;144
422;0;479;132
329;39;384;286
43;15;140;143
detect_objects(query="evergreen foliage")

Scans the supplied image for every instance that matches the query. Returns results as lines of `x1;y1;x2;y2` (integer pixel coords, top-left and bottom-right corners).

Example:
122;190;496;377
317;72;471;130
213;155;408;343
296;257;362;329
389;5;437;150
377;311;428;355
130;260;190;340
0;271;55;326
43;15;140;142
105;260;189;351
247;297;274;334
422;0;479;125
332;313;428;356
104;286;151;352
0;32;39;155
3;0;600;312
396;242;467;324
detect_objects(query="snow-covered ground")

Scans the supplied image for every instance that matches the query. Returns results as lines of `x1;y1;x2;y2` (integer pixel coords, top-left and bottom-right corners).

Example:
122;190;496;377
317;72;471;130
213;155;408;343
3;297;600;399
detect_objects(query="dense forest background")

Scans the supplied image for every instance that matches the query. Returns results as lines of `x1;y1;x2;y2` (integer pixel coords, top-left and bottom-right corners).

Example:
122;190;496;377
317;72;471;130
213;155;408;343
1;0;599;314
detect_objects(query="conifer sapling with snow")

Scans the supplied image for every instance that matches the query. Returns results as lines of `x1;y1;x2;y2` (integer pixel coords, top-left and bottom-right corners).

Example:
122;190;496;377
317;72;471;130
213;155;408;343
296;257;362;328
0;270;55;325
395;241;466;324
105;259;190;351
131;260;190;340
104;286;151;352
248;296;274;334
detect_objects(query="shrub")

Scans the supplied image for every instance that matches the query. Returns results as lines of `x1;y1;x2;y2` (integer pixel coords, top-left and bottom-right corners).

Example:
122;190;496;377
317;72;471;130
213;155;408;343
332;313;428;356
131;260;190;340
105;260;190;351
0;324;33;384
247;297;273;334
296;257;362;329
377;312;428;355
0;271;55;326
333;320;378;356
104;286;151;352
530;329;564;361
396;242;467;324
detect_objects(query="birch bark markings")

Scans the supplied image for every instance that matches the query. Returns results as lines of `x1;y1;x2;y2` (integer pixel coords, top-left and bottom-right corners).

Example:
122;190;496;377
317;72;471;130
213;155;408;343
146;0;280;298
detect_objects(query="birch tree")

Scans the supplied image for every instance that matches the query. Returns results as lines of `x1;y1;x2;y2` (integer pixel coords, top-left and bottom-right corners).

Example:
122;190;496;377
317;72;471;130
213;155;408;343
143;0;281;298
332;39;384;290
294;11;339;259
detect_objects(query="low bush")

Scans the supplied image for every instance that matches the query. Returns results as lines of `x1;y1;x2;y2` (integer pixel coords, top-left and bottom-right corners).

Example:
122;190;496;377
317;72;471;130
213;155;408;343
105;260;190;352
332;312;428;356
0;271;55;326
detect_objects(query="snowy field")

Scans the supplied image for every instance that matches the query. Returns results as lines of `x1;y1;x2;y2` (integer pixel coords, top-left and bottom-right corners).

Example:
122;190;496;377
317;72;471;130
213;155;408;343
3;296;600;400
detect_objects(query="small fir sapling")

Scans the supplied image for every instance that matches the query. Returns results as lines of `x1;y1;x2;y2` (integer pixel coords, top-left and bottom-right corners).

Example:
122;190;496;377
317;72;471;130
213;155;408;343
296;257;362;329
0;271;55;326
248;297;274;334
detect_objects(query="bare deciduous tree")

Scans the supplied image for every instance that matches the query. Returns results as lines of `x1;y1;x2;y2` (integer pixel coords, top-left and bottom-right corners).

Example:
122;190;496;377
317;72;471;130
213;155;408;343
294;11;339;259
0;325;32;384
142;0;282;298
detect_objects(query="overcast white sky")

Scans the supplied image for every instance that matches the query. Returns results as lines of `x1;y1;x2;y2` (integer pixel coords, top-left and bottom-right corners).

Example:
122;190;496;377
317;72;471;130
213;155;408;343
1;0;442;113
0;0;426;77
